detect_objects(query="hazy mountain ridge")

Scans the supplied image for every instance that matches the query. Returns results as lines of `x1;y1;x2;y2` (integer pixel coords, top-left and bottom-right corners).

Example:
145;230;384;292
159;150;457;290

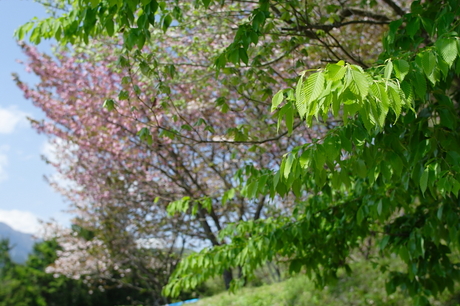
0;222;36;263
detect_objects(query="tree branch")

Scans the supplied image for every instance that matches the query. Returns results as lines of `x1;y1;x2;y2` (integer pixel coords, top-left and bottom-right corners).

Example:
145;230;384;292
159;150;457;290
381;0;407;16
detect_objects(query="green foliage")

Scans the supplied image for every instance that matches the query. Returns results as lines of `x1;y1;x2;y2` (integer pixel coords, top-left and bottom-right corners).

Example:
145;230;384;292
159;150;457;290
137;127;153;145
103;98;116;111
165;1;460;304
17;0;163;48
0;238;153;306
288;61;409;129
16;0;268;71
18;0;460;304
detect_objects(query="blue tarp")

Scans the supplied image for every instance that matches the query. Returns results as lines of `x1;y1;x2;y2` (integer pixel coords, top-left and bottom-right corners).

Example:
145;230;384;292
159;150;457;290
167;298;200;306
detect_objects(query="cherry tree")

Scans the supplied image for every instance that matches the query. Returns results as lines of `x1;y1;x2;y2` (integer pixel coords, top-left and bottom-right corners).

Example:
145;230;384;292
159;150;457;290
15;2;322;292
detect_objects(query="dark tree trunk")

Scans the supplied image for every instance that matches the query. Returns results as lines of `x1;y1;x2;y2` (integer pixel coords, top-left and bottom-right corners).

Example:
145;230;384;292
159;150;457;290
223;269;233;289
267;261;281;283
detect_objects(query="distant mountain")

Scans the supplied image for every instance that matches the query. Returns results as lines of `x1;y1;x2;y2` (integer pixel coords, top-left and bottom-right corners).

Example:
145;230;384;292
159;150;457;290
0;222;37;264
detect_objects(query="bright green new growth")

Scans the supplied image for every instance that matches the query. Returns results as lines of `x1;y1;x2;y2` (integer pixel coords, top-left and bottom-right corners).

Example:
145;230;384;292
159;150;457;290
289;62;407;129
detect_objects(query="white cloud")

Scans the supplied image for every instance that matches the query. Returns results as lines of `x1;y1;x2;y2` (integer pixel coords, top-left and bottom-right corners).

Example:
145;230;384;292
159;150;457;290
41;139;58;164
41;139;78;190
0;106;28;134
0;209;41;234
0;145;9;183
41;138;78;164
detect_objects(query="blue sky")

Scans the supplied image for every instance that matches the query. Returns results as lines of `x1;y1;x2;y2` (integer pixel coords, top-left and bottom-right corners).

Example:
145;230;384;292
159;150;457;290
0;0;70;234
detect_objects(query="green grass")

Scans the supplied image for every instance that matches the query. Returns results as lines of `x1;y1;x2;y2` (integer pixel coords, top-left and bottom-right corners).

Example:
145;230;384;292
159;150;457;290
193;259;460;306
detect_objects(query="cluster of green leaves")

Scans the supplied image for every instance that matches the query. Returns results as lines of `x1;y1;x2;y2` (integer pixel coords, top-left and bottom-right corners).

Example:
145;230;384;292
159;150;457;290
0;237;159;306
167;196;212;216
165;1;460;304
214;1;270;68
17;0;161;47
271;32;460;197
1;239;93;306
17;0;267;67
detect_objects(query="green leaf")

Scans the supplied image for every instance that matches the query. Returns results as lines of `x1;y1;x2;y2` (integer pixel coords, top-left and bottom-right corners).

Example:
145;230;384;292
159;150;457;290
162;14;172;32
420;16;434;36
331;91;340;117
271;90;284;112
347;68;369;100
314;145;326;171
437;56;450;78
137;127;153;145
16;25;25;41
89;0;100;9
181;124;192;131
421;51;436;78
357;205;365;225
452;178;460;196
121;76;131;85
326;63;346;81
124;29;138;50
323;136;340;162
299;150;310;169
284;154;294;179
377;200;383;215
399;246;410;263
194;118;206;126
413;71;427;100
339;131;352;152
103;99;116;111
167;197;191;215
393;59;410;81
384;60;393;79
246;181;258;199
436;38;458;67
252;11;266;31
289;259;302;274
118;90;129;100
137;33;146;49
105;18;114;36
191;203;198;216
202;0;213;8
295;74;307;118
355;159;367;178
137;13;148;29
406;16;420;38
300;71;325;123
117;55;130;68
30;26;42;44
222;188;235;205
239;48;249;65
370;83;390;123
303;71;325;104
420;168;429;195
228;48;240;65
437;205;444;220
438;109;455;130
388;83;401;121
285;105;294;135
380;235;390;251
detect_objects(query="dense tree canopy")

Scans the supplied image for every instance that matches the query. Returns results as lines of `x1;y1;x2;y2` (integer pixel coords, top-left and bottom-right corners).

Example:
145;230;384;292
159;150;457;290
16;0;460;304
